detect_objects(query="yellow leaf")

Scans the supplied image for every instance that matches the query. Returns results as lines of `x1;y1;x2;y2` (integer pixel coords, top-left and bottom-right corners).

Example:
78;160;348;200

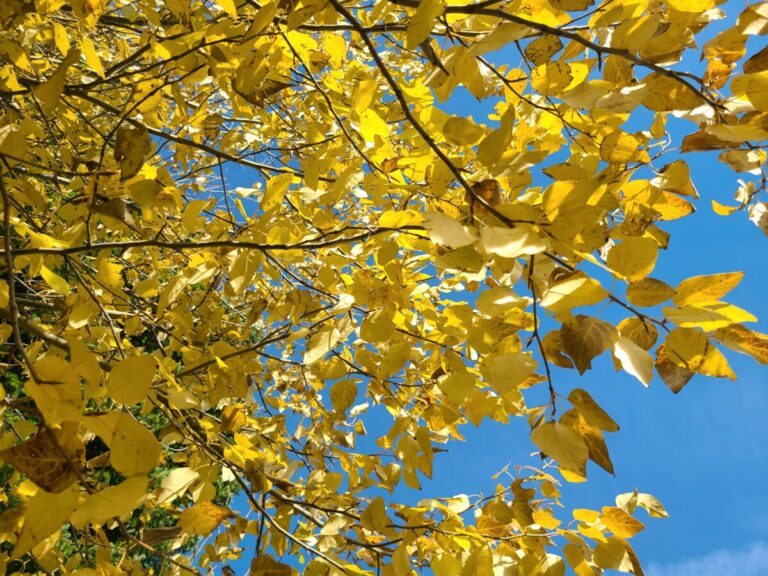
480;352;537;393
613;336;653;386
262;173;293;212
476;287;528;316
731;70;768;111
655;344;694;393
156;467;200;505
304;325;342;364
33;48;79;111
110;413;162;477
330;380;357;413
641;73;703;111
718;149;766;174
593;537;629;570
531;421;588;476
600;506;645;538
600;132;645;164
531;61;572;96
361;496;391;534
431;554;461;576
27;357;83;423
107;355;156;405
561;409;614;475
12;483;79;559
568;388;619;432
664;327;736;380
216;0;237;17
617;317;658;350
673;271;743;306
540;272;609;315
663;302;756;331
406;0;445;49
179;501;233;536
626;278;675;307
392;544;410;576
360;308;395;344
714;324;768;365
40;265;70;296
250;555;293;576
479;225;548;259
71;476;149;529
750;202;768;236
606;237;658;281
423;211;477;249
524;36;563;66
442;116;485;145
81;36;104;78
551;0;594;8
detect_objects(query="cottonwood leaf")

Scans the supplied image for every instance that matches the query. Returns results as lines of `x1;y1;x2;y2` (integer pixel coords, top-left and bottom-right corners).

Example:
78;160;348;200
330;380;357;413
531;421;588;478
617;317;658;350
250;555;293;576
108;355;156;405
672;271;744;306
626;278;675;307
262;173;293;212
115;126;153;180
663;302;756;331
406;0;445;49
71;476;149;529
600;506;645;538
568;388;619;432
423;211;477;249
561;409;614;475
613;336;653;387
155;467;200;505
110;413;162;477
179;501;234;536
606;237;658;281
655;344;695;393
749;202;768;236
540;272;609;316
304;325;342;364
0;426;84;493
479;225;548;259
12;483;79;559
561;316;619;374
714;324;768;365
664;328;736;380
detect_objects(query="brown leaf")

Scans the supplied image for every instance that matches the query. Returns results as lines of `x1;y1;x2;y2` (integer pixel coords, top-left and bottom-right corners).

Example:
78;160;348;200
655;344;694;393
561;315;619;374
471;179;501;206
0;426;84;493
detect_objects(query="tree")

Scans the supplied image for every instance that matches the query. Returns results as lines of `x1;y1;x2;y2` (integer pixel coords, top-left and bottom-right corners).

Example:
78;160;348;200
0;0;767;574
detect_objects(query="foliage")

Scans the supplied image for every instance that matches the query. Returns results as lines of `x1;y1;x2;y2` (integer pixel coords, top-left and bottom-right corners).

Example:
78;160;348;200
0;0;767;575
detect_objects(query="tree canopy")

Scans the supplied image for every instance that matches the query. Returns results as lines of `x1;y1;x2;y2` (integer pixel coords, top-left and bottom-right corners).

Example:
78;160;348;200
1;0;768;574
